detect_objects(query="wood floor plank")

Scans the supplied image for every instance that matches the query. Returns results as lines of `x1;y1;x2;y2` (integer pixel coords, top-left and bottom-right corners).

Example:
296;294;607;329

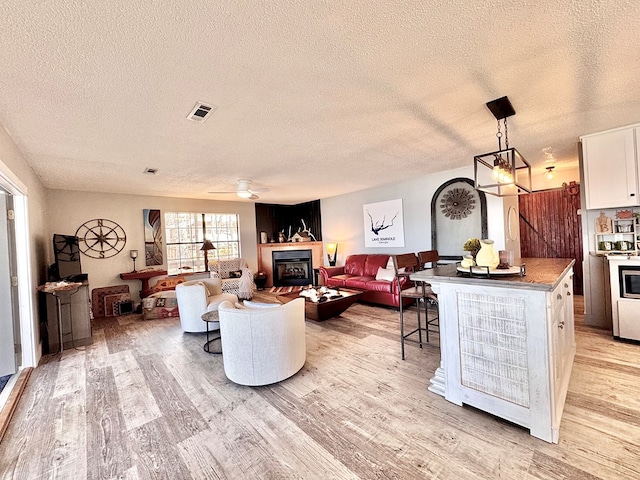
110;350;162;431
529;451;602;480
568;362;640;412
129;417;193;480
554;407;640;479
103;322;135;355
136;354;208;442
84;327;110;372
48;390;88;479
52;348;86;399
179;392;361;480
85;366;133;479
0;357;60;479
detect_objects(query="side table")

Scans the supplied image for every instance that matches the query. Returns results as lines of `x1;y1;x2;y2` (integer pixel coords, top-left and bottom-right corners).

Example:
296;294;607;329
119;269;168;298
254;272;268;290
201;310;222;354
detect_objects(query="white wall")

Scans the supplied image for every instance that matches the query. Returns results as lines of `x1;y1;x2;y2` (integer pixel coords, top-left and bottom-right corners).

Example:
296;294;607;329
46;190;258;303
320;166;509;263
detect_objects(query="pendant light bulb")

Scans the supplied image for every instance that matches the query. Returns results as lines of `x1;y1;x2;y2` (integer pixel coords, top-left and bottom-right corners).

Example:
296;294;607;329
492;159;501;180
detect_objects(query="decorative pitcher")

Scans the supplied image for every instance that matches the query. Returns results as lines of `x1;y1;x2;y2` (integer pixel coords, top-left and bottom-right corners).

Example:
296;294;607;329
475;239;499;270
460;254;476;268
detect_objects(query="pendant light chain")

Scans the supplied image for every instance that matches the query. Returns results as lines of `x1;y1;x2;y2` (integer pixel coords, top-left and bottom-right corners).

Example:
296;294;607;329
496;119;503;150
504;117;509;149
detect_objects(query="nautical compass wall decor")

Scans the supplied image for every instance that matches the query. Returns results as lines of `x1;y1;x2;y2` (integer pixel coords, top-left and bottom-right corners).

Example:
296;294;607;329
76;218;126;258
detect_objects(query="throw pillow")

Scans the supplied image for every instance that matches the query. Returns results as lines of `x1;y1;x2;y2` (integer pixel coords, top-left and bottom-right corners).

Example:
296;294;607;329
194;281;211;297
375;266;396;282
243;300;280;309
229;270;243;278
385;256;405;273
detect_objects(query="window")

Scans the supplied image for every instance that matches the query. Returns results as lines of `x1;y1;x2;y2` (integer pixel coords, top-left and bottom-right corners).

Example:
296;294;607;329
164;212;240;275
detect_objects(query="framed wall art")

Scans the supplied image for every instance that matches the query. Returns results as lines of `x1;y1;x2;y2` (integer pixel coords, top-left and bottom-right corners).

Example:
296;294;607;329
144;209;163;266
363;199;405;248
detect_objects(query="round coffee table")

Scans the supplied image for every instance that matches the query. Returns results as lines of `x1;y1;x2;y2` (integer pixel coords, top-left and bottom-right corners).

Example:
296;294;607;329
201;310;222;354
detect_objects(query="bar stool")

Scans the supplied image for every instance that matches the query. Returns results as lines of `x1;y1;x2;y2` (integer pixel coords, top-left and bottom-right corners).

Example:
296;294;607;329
393;253;429;360
417;250;440;343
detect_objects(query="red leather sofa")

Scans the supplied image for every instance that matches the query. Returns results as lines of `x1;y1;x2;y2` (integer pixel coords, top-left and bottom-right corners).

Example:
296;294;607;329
318;254;411;308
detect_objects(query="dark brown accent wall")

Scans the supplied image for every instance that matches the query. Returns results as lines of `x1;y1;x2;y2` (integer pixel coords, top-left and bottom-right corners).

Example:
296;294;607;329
255;200;322;244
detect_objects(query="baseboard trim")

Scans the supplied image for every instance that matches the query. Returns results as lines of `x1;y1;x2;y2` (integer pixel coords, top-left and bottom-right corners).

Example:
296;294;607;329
0;367;32;444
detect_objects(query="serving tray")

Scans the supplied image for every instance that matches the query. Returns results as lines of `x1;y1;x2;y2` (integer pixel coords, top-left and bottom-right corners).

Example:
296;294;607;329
456;264;526;277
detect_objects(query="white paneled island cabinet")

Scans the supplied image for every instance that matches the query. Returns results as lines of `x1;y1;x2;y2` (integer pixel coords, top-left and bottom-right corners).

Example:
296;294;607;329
410;258;575;443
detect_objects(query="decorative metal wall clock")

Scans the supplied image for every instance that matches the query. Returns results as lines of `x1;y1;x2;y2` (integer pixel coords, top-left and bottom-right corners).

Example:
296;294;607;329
440;187;476;220
76;218;126;258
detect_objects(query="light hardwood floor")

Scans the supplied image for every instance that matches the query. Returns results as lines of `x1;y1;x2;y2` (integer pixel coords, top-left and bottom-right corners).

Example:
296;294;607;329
0;293;639;479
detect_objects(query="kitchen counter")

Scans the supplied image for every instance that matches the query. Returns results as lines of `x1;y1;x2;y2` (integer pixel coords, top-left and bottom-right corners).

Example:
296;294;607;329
411;257;576;443
411;257;575;291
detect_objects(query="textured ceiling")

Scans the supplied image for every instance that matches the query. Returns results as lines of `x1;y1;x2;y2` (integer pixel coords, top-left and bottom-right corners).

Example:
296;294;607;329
1;1;639;204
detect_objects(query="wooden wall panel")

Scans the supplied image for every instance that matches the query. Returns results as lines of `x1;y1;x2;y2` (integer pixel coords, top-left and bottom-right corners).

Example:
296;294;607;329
519;185;583;294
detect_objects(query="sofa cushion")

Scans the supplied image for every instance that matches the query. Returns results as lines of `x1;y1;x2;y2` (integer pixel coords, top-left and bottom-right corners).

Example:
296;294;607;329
326;274;352;287
206;293;240;312
344;255;368;276
194;281;211;297
344;276;375;290
363;255;391;277
366;279;394;293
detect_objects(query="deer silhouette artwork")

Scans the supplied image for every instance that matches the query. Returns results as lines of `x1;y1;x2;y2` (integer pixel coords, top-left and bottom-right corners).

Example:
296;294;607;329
367;210;399;236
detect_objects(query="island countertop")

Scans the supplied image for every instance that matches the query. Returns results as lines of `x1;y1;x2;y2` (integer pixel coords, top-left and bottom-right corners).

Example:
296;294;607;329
410;257;575;292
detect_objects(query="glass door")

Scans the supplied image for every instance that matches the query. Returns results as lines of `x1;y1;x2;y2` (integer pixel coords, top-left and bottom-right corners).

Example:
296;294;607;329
0;188;19;377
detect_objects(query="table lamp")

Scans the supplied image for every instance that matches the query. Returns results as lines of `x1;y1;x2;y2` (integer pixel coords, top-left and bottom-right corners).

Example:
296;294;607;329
200;239;216;271
326;243;338;266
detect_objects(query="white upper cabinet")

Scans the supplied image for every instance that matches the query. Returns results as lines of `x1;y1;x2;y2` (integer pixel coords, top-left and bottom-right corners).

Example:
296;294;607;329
581;126;639;210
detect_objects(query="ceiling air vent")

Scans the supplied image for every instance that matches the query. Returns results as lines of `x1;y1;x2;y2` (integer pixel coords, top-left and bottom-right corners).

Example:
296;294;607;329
187;102;217;123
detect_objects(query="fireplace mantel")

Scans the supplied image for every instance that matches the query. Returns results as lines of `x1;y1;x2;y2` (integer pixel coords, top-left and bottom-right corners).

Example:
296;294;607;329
257;241;325;287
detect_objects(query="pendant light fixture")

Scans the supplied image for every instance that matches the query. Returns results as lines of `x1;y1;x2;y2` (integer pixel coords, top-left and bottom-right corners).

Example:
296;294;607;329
545;166;555;180
474;96;532;197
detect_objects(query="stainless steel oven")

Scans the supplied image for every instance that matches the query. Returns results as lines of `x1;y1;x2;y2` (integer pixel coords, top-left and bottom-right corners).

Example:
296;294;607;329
620;268;640;299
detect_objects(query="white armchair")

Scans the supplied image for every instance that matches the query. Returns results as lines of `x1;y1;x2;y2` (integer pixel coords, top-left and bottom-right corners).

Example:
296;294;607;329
175;277;238;333
209;258;255;300
217;298;306;386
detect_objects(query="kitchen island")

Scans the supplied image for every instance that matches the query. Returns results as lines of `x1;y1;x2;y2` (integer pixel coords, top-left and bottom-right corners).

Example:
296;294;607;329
410;258;575;443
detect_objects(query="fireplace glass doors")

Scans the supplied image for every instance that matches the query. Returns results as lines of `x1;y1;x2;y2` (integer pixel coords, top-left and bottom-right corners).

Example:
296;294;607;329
272;250;313;286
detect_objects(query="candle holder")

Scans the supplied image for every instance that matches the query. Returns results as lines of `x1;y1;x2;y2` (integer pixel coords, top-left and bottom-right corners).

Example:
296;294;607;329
129;249;138;272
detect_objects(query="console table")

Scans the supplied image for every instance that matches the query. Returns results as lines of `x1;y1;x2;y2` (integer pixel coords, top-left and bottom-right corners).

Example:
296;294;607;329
119;269;167;298
38;281;91;354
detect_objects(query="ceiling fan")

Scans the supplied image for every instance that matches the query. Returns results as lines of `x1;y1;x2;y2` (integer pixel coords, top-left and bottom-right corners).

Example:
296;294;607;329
208;179;269;199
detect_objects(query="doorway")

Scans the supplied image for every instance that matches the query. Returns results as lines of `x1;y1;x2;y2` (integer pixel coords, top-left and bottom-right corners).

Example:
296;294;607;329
0;188;19;378
518;184;583;294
